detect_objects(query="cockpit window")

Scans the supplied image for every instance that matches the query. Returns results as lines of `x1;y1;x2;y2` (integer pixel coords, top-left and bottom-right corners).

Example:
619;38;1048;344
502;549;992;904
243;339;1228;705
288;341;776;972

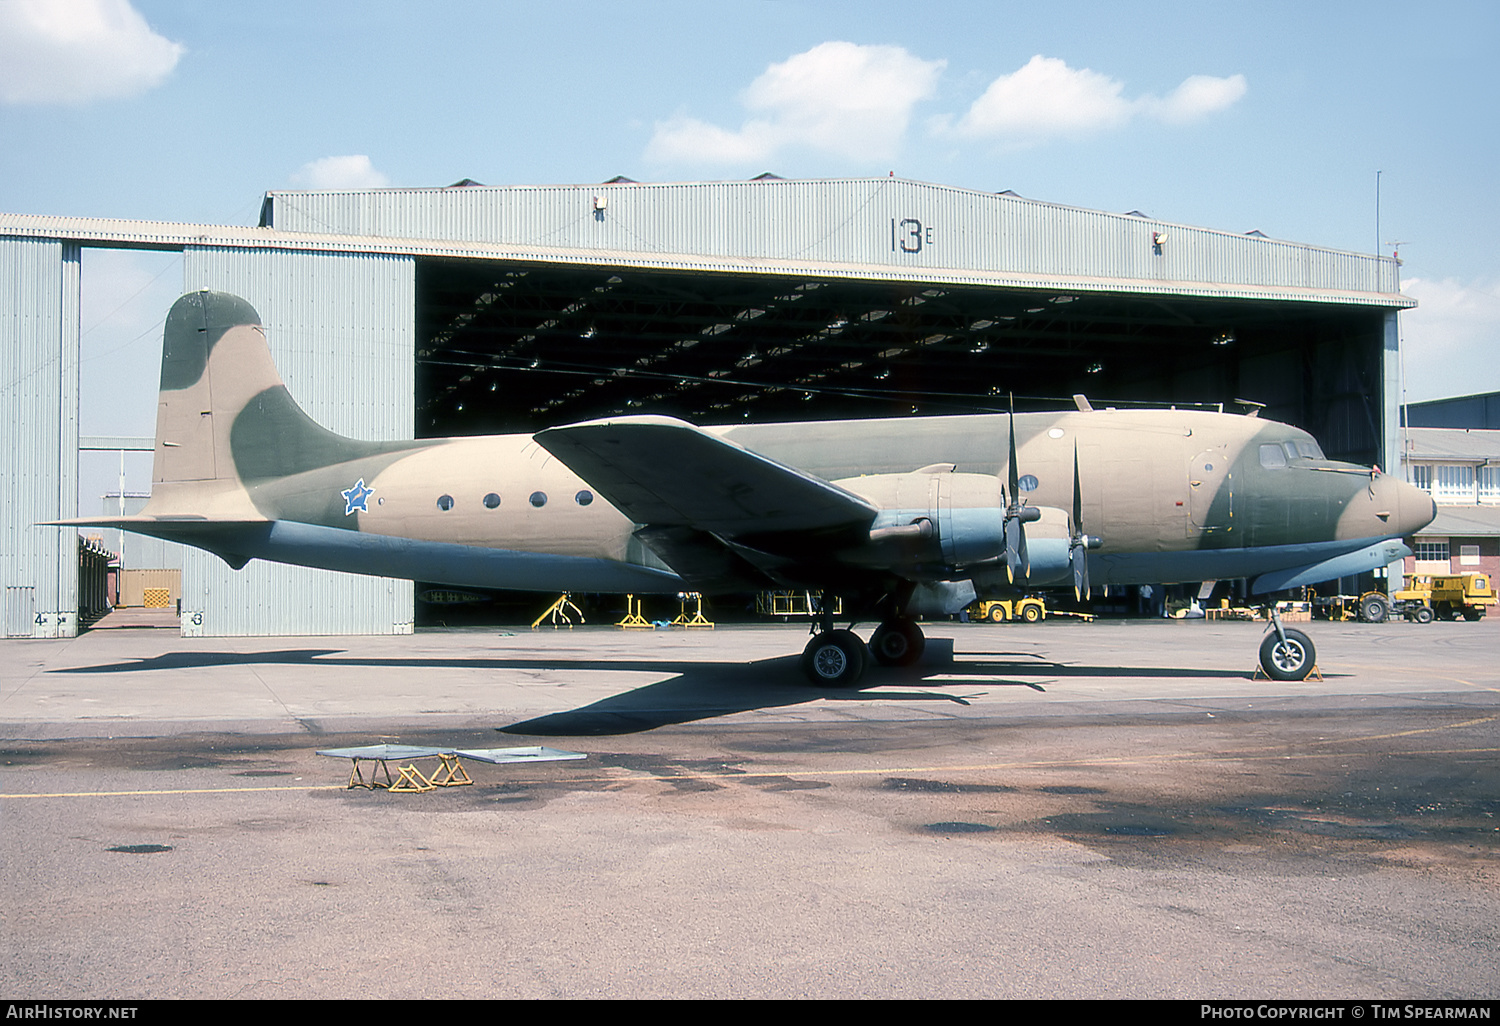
1282;439;1325;460
1259;443;1288;469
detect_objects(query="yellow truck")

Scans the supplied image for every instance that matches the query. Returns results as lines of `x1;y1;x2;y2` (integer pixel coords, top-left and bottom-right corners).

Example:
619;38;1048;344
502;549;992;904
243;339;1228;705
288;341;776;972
969;597;1047;623
1390;573;1496;623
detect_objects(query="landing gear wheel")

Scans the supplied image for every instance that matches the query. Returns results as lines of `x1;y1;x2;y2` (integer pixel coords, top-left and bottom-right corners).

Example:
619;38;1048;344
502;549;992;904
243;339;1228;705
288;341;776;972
801;629;868;687
870;618;926;667
1359;594;1389;623
1259;628;1316;681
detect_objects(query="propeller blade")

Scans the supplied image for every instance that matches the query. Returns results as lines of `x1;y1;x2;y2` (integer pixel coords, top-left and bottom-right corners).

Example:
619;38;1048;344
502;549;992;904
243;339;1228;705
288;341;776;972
1069;442;1093;601
1072;443;1084;536
1071;539;1090;602
1003;401;1029;582
1007;402;1020;500
1006;514;1029;583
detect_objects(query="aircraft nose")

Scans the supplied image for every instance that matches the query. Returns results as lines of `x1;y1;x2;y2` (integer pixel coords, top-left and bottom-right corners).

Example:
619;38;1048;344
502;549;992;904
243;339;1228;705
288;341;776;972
1392;476;1437;537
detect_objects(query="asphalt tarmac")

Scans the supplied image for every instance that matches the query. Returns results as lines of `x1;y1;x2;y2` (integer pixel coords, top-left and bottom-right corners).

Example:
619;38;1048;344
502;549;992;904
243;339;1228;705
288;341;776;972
2;616;1497;999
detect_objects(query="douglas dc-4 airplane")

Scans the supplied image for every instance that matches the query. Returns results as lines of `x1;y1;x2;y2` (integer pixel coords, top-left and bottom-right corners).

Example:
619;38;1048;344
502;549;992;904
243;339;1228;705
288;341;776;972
55;291;1436;685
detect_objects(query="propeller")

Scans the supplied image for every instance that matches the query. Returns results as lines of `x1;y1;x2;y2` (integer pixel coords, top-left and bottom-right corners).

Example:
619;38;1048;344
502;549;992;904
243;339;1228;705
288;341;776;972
1068;443;1094;601
1002;402;1041;583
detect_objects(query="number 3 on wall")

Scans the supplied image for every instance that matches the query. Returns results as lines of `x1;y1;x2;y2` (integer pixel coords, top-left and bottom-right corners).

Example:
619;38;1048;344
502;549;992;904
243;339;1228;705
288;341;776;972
891;218;932;254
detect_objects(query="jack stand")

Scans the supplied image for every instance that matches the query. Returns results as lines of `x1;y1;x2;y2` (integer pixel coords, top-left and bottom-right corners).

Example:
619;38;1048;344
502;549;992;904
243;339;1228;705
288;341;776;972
671;592;715;629
344;758;395;790
616;594;652;629
427;753;473;787
531;593;584;629
388;764;436;793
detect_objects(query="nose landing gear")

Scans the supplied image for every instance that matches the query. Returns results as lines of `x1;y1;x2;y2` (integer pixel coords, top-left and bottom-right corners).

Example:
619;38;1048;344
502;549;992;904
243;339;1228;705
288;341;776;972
1257;607;1318;681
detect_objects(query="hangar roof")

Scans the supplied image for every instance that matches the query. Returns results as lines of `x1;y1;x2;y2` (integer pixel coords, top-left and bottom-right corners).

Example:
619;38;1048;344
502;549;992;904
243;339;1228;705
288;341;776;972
261;177;1410;308
4;177;1410;308
1421;505;1500;538
1402;427;1500;462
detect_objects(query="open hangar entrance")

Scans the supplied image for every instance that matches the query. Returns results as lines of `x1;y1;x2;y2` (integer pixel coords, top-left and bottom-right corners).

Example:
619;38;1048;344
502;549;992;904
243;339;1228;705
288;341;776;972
411;255;1393;624
417;257;1389;461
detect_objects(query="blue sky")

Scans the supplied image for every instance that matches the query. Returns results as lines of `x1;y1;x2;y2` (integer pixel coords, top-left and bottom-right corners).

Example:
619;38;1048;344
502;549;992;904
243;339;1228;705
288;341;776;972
3;0;1498;506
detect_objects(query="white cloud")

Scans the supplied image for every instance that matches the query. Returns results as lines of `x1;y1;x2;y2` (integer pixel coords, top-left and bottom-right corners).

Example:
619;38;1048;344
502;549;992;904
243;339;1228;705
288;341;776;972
0;0;183;105
1147;73;1249;125
291;155;391;190
647;42;945;166
950;55;1245;143
1399;277;1500;401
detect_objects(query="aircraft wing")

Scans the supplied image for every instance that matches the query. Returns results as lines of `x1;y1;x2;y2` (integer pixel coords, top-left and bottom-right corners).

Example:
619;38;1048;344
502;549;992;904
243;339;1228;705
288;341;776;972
535;416;878;537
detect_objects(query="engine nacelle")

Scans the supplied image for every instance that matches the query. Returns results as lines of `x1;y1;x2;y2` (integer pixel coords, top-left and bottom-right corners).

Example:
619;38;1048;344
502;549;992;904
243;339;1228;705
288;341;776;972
833;466;1069;578
973;506;1074;588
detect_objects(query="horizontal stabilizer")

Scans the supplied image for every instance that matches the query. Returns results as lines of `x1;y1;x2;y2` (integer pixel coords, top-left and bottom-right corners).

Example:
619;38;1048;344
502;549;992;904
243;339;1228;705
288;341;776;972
43;515;272;570
536;416;878;537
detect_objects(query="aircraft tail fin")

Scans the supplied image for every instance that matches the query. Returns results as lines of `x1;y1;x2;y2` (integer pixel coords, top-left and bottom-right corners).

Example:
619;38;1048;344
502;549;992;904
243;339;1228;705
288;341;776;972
150;290;398;508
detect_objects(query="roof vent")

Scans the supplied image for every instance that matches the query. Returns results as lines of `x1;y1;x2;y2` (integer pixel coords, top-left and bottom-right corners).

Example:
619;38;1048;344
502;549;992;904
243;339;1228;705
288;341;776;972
446;178;484;188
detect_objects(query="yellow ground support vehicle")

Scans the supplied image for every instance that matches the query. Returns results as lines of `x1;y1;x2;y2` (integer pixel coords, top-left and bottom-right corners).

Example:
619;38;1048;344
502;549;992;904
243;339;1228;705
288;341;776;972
1390;573;1496;623
970;597;1046;623
1311;589;1394;623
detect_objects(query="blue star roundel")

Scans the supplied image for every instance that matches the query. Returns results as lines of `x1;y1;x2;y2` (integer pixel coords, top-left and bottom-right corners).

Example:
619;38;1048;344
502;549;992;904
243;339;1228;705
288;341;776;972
341;478;375;516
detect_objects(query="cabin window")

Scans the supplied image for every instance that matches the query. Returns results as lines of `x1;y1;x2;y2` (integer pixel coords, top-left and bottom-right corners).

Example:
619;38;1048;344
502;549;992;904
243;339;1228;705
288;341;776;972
437;495;455;511
1017;474;1038;493
483;493;501;509
529;491;548;508
1259;444;1288;469
575;490;594;506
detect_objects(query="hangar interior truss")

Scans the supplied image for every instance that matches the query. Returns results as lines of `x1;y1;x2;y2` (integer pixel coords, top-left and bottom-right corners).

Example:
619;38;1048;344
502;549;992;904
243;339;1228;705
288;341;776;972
1;177;1410;637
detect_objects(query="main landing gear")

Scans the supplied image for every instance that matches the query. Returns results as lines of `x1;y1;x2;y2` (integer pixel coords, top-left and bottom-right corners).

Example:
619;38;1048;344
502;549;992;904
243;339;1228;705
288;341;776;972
801;614;925;687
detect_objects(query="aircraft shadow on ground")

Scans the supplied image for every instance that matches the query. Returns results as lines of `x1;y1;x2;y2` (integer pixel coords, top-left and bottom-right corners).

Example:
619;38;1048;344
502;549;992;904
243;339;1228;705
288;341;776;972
49;638;1259;736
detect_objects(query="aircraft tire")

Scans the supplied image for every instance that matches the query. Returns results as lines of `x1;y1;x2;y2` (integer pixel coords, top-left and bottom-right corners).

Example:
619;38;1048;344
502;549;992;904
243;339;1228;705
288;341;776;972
1258;628;1316;682
870;619;925;667
801;630;868;687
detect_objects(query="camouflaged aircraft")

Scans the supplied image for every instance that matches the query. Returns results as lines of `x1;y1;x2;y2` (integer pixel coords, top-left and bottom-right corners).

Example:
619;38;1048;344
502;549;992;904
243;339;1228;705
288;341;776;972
56;290;1436;685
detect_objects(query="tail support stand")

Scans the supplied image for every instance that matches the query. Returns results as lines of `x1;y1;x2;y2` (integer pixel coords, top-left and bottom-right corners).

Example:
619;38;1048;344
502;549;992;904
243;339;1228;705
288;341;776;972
616;594;652;629
531;593;584;630
671;592;714;629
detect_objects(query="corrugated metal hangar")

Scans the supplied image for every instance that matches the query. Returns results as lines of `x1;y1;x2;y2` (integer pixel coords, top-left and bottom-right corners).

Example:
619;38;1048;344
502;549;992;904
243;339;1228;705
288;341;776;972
1;176;1412;637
